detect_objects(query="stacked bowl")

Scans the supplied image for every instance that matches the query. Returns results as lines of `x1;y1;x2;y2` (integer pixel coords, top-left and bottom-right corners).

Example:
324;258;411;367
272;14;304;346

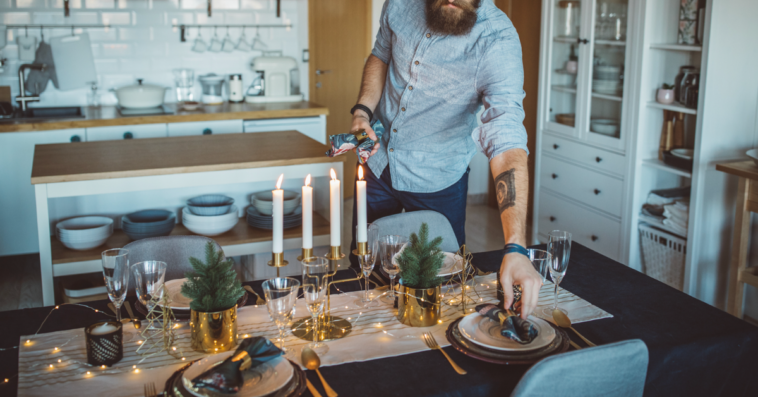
56;216;114;251
122;210;176;241
592;65;623;95
183;195;238;236
247;190;302;230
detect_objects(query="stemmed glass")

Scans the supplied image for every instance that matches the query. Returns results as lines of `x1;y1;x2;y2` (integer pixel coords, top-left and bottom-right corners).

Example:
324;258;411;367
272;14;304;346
302;257;329;355
527;249;551;284
261;277;300;354
379;235;408;305
543;230;572;317
131;261;167;328
101;249;129;323
355;223;379;308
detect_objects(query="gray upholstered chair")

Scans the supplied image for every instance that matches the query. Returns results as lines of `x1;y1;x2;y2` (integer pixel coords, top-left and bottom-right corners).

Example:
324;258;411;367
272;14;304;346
510;339;649;397
123;235;225;290
372;210;460;252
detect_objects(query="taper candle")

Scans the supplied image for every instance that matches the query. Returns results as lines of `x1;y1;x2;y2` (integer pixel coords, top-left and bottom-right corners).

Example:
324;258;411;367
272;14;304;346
356;166;367;243
302;174;313;249
273;174;284;253
329;169;340;247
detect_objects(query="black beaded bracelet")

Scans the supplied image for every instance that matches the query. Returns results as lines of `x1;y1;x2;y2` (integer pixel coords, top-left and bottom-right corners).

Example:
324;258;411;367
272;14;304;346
350;104;373;122
503;243;529;257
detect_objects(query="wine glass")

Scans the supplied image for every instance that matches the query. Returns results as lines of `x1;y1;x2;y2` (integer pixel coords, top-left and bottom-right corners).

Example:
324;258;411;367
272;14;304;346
355;223;379;308
101;249;129;323
527;248;551;284
543;230;572;317
131;261;167;328
261;277;300;354
379;235;408;305
301;257;329;355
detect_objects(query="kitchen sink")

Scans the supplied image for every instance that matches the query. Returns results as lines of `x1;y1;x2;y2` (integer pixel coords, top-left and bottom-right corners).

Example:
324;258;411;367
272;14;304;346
20;106;85;119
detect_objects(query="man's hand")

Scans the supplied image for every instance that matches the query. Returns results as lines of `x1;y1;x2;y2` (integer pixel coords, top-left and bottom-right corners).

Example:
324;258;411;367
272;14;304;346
351;111;380;157
500;252;543;319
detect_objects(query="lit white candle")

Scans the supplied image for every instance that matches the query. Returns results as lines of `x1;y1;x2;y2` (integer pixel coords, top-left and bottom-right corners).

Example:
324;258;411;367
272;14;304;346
302;174;313;249
356;166;367;243
90;323;118;335
273;174;284;253
329;169;340;247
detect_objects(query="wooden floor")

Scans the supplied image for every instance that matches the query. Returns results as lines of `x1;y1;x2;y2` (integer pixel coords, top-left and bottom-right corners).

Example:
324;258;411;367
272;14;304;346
0;202;511;312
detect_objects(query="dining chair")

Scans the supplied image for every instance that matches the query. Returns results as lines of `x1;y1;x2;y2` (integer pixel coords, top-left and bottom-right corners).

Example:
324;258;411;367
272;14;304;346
372;210;460;252
510;339;649;397
123;235;226;289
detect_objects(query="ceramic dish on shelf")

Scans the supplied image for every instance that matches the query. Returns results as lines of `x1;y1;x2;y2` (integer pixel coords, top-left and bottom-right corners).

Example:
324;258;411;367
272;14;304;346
182;205;238;236
121;210;176;240
590;119;620;137
187;195;235;216
56;216;114;250
252;190;301;215
670;148;694;160
747;149;758;167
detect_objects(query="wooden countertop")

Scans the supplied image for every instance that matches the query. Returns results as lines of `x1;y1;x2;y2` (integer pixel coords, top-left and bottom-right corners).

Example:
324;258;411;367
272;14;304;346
716;160;758;180
32;131;333;184
0;101;328;133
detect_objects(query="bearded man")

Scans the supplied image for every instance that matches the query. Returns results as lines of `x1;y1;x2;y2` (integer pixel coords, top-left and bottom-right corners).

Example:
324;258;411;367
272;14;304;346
349;0;542;318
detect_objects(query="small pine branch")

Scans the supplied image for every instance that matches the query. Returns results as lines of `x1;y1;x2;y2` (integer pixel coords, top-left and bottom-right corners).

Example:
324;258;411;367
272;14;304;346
181;242;245;312
397;223;445;289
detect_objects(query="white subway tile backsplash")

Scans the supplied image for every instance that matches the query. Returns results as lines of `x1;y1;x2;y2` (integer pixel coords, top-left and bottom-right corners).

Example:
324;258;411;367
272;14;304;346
223;12;254;25
133;11;165;25
119;58;150;72
102;42;134;57
0;0;12;8
94;58;119;73
87;26;119;41
150;0;179;10
180;0;204;10
49;0;83;8
134;41;168;57
166;12;194;24
195;12;224;24
90;43;103;57
69;11;99;24
32;12;66;24
16;0;47;8
2;12;32;24
101;11;131;25
117;0;149;9
85;0;116;9
240;0;266;10
214;0;240;10
118;27;152;41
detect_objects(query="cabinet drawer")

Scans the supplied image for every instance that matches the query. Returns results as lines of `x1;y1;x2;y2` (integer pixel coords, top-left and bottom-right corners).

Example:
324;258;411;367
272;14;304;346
540;155;623;217
167;120;243;137
541;134;625;176
243;116;326;144
86;124;167;141
538;191;620;261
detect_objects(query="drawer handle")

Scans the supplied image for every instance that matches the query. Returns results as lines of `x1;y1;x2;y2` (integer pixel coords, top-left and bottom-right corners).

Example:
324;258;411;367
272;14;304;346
123;132;133;140
591;235;598;242
552;173;558;179
203;128;213;135
553;144;559;150
596;156;602;163
549;216;556;222
594;189;601;195
70;135;81;143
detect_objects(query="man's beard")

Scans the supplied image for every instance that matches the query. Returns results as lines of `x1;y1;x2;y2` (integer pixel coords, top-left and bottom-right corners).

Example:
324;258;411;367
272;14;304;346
425;0;481;36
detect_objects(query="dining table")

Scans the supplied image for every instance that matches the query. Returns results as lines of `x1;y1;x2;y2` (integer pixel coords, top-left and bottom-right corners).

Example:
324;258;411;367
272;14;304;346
1;243;757;397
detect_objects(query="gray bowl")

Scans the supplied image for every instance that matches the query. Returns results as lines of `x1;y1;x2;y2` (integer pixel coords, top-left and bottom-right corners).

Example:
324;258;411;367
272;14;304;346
122;210;175;226
186;195;235;216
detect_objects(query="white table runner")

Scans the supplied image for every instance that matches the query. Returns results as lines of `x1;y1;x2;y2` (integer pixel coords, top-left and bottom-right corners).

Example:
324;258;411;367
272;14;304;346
18;274;611;397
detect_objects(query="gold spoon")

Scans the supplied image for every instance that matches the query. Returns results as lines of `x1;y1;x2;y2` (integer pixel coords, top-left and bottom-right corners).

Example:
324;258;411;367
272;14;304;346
552;309;596;347
301;346;338;397
244;285;266;306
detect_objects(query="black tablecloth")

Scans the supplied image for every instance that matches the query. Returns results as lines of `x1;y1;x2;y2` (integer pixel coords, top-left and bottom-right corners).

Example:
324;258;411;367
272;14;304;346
1;243;757;396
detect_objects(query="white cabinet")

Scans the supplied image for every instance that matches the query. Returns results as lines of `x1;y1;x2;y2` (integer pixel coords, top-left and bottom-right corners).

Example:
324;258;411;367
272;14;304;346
243;116;327;144
0;129;85;255
86;123;167;141
167;120;244;137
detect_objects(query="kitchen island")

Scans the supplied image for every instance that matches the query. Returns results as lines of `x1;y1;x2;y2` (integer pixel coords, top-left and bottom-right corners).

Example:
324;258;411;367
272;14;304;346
31;131;342;305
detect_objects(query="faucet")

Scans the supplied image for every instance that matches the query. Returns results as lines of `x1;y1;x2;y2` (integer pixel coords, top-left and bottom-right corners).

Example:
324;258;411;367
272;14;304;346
16;63;46;112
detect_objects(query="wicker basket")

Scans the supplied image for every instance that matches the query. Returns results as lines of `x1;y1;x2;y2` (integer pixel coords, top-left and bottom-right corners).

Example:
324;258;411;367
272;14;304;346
639;223;686;290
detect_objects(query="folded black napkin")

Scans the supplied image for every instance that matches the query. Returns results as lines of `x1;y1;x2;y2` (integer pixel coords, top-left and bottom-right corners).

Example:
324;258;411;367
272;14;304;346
192;337;283;393
475;304;538;345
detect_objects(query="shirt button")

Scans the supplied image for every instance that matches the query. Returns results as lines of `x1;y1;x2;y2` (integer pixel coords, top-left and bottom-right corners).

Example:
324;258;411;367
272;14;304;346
426;33;431;38
408;86;413;90
390;148;395;152
401;107;406;112
393;129;397;132
415;60;419;65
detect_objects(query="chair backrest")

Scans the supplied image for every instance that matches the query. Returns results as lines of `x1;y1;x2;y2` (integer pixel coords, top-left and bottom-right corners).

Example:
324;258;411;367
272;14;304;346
372;210;460;252
510;339;648;397
123;236;225;290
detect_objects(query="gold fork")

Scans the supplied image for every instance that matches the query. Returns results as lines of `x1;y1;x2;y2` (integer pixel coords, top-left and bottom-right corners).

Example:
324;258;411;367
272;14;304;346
244;285;266;306
143;382;158;397
422;332;467;375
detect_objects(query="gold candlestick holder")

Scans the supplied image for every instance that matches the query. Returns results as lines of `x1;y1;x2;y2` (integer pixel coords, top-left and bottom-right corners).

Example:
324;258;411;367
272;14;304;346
325;245;345;261
267;252;288;277
296;248;314;262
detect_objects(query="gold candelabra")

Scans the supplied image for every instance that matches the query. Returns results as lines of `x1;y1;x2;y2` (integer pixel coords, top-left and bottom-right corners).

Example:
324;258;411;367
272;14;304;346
267;252;289;277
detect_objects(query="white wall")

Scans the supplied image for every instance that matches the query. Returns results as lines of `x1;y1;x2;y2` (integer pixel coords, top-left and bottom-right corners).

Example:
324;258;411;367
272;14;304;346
0;0;309;106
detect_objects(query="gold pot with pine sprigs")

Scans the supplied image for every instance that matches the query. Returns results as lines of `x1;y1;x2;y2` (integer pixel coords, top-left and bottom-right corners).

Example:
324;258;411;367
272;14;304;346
396;223;444;327
183;242;246;353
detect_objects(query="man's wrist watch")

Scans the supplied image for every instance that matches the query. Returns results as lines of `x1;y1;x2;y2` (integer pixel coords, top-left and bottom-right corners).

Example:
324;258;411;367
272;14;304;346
503;243;529;257
351;104;373;122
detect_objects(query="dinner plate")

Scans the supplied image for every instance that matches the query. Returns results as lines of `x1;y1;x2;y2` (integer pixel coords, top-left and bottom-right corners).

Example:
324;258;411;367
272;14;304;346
164;278;192;310
670;148;694;160
457;313;555;352
439;252;464;277
181;353;293;397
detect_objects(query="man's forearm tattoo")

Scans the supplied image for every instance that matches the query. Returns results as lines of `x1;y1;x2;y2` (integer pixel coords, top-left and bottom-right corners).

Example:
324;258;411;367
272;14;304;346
495;168;516;214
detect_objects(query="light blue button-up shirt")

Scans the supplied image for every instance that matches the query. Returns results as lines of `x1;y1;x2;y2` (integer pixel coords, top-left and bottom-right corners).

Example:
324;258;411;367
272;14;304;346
368;0;528;193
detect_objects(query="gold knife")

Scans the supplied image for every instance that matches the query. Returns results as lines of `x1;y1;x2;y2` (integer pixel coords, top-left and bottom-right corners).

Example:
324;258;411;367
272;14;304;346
305;379;324;397
123;301;141;330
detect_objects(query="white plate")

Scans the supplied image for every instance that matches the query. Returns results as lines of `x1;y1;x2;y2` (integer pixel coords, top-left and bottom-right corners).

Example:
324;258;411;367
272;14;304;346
670;148;694;160
439;252;464;277
164;278;193;309
457;313;555;352
182;353;293;397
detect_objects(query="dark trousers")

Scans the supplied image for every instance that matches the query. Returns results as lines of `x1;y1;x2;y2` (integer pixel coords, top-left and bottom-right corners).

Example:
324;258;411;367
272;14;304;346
349;165;469;268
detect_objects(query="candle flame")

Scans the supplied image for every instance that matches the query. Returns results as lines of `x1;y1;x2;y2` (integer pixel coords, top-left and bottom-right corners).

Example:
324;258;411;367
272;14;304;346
305;174;311;187
358;165;364;180
330;169;337;181
276;174;284;189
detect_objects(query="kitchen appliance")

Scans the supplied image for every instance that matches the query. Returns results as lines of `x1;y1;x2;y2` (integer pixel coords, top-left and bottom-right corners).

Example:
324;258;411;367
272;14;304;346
199;74;225;105
173;68;195;103
228;74;244;103
674;66;696;103
49;33;96;91
112;79;168;109
681;71;700;109
245;56;304;103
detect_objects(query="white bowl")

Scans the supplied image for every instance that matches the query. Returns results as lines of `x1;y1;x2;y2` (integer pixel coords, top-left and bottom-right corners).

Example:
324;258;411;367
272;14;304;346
56;217;114;241
59;236;111;251
183;217;237;236
590;119;620;136
747;149;758;167
182;205;238;224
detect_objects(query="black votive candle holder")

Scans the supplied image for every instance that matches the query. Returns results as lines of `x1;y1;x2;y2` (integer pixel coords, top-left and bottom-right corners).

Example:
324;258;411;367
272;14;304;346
85;321;123;367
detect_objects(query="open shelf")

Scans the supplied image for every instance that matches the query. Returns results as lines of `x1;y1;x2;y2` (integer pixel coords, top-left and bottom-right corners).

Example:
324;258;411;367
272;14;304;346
650;43;702;52
641;158;692;178
552;85;577;94
646;101;697;115
596;40;626;46
51;212;331;266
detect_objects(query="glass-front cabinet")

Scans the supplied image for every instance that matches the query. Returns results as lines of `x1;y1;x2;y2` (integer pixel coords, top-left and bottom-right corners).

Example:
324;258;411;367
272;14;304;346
542;0;633;152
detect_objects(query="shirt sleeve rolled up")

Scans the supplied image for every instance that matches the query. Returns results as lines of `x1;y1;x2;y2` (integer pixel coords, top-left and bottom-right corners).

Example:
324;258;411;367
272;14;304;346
371;0;392;64
472;24;529;160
